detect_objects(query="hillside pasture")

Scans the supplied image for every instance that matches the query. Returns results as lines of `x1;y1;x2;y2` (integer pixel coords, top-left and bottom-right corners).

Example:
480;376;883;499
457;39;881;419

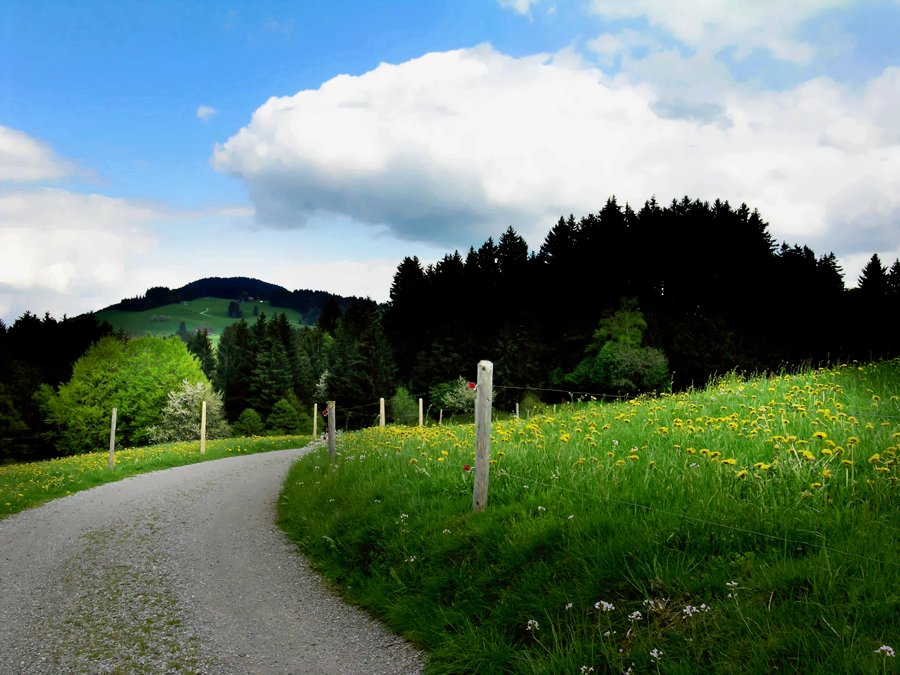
279;360;900;674
96;297;308;343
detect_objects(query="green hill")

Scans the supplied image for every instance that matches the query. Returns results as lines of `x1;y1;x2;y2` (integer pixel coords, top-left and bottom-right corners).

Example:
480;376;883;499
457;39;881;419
96;297;307;344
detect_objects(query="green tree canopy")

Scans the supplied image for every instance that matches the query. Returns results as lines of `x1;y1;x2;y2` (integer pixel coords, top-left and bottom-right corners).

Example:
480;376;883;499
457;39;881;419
38;336;207;455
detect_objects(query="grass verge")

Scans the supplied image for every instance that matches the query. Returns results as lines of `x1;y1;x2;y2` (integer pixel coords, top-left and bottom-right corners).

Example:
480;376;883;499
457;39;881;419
279;360;900;674
0;435;311;520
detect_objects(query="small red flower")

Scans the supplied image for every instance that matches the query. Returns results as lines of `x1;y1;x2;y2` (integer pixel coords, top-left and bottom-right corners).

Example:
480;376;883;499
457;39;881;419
463;464;471;472
467;382;476;390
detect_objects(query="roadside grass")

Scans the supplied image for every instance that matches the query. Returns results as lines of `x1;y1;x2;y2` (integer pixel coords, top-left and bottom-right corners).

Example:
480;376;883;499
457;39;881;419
0;435;312;520
279;360;900;674
95;297;307;343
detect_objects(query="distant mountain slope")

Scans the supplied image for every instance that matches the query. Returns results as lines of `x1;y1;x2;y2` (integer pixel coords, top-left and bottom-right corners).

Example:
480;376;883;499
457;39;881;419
104;276;357;323
95;297;307;342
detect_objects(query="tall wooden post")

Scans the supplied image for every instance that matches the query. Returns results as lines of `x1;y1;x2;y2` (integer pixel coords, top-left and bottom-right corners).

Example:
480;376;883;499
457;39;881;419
418;398;424;427
327;400;336;460
108;408;117;470
472;361;493;512
313;403;318;438
379;398;386;427
200;400;207;455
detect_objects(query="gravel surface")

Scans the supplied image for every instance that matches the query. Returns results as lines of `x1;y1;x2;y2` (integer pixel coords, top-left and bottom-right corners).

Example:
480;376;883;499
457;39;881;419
0;446;426;674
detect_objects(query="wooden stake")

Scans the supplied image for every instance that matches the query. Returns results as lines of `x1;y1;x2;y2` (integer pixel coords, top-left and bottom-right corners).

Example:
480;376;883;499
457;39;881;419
327;400;336;460
379;397;386;427
200;400;207;455
472;361;493;512
108;407;117;470
313;403;318;438
418;398;424;427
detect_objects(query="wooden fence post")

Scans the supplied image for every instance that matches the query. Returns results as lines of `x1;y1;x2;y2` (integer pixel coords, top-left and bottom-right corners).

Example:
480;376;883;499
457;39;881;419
515;402;520;419
327;400;336;460
418;398;424;427
380;398;386;427
313;403;318;438
200;400;207;455
108;407;117;470
472;360;493;512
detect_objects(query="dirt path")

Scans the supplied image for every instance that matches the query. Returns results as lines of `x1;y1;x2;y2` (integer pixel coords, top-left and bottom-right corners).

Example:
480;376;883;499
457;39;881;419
0;448;425;674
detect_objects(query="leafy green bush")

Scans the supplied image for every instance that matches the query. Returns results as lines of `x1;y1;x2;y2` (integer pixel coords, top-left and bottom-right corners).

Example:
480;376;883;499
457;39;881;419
390;386;418;425
146;379;229;444
232;408;265;436
266;398;304;435
429;377;476;416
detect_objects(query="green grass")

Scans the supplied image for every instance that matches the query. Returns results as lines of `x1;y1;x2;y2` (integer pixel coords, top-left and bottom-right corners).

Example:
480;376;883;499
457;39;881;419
278;360;900;673
95;297;307;344
0;435;312;520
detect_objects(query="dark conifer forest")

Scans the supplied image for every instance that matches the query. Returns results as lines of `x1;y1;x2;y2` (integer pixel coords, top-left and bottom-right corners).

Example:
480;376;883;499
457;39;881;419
3;195;899;461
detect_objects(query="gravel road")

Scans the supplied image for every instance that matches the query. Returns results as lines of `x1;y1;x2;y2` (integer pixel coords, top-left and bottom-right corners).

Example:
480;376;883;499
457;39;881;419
0;447;426;674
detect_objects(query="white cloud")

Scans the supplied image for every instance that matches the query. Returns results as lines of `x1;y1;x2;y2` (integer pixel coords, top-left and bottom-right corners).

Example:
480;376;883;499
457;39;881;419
211;46;900;288
498;0;542;17
587;0;855;63
197;105;217;122
0;125;74;182
0;188;164;319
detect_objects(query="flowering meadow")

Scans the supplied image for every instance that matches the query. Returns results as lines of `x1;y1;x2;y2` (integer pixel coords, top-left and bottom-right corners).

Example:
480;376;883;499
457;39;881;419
0;435;308;520
279;360;900;674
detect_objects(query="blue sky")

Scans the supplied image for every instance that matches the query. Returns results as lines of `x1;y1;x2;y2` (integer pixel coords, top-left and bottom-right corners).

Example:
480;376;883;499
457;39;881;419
2;0;899;323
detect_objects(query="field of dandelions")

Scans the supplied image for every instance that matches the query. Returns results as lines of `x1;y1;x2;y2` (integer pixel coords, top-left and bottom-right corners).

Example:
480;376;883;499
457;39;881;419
0;435;308;520
280;360;899;674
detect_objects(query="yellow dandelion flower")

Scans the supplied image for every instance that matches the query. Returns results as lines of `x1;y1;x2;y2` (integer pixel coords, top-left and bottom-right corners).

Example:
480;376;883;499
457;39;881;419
821;448;833;456
811;482;823;489
847;436;860;446
812;431;827;440
868;454;881;464
627;454;640;461
801;450;816;461
615;459;625;466
735;469;749;479
841;459;854;466
722;458;737;466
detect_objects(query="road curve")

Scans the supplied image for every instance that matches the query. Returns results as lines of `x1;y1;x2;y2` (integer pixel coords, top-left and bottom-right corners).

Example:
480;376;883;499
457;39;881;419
0;447;425;674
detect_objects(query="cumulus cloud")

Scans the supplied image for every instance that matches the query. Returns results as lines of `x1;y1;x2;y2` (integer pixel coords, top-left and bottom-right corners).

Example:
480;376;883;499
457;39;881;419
197;105;217;122
0;188;165;320
587;0;854;63
212;45;900;282
0;125;74;182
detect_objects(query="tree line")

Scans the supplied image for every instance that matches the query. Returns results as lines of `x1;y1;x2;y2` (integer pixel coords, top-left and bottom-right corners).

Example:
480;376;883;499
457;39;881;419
2;194;899;461
384;196;900;404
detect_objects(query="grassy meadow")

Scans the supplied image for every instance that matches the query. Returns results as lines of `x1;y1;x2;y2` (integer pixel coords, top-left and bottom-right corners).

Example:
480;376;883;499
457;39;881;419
0;435;312;520
279;360;900;674
95;297;307;343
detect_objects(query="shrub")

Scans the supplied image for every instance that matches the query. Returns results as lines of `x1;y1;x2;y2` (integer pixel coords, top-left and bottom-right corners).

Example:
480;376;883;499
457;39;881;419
266;398;304;435
429;377;476;416
147;379;229;444
232;408;265;436
390;386;418;425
